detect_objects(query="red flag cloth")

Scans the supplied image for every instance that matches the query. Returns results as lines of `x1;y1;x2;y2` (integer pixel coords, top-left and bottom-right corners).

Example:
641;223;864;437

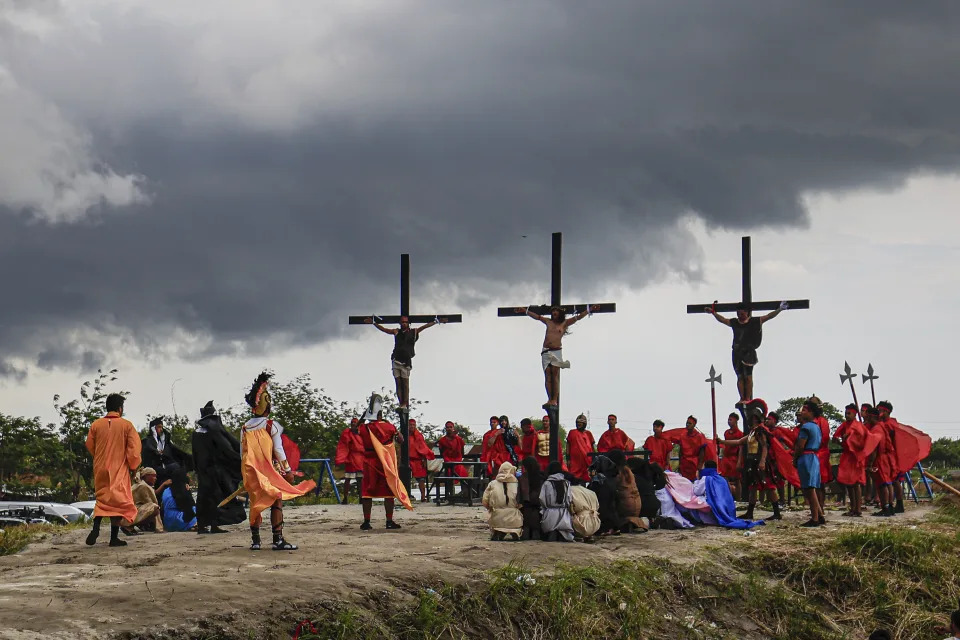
643;434;674;470
886;419;932;474
718;426;743;479
480;428;511;476
407;427;435;479
566;429;596;482
280;433;302;475
834;420;880;486
766;427;800;488
334;427;364;473
437;434;467;477
597;428;631;453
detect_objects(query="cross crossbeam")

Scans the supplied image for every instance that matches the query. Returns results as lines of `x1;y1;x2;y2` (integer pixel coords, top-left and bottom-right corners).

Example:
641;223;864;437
685;236;810;314
496;232;616;460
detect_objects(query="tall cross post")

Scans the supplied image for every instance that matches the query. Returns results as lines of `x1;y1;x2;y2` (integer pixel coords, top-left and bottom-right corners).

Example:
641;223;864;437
497;232;616;462
348;254;462;492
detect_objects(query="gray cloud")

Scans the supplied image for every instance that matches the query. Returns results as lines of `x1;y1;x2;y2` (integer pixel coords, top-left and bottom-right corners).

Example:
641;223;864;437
1;0;959;375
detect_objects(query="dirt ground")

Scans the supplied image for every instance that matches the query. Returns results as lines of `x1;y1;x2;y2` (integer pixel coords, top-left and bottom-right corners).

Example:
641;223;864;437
0;501;935;640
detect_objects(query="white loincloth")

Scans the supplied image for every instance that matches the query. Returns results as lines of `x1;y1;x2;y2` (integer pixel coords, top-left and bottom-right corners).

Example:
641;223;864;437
541;349;570;371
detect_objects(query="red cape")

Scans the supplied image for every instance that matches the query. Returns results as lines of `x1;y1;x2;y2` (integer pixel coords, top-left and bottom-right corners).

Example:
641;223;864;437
887;419;931;474
280;433;303;476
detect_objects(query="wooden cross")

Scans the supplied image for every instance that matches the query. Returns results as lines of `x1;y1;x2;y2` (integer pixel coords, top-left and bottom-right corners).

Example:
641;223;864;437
685;236;810;314
348;254;462;491
497;232;616;461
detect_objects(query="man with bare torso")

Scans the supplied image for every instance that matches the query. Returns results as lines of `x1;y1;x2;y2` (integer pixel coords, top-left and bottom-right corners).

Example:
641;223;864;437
522;305;590;410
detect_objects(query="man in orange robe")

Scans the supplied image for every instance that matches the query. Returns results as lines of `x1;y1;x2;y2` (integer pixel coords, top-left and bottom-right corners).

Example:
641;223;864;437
407;419;435;503
85;393;142;547
241;372;317;550
334;418;364;504
359;396;411;528
676;416;708;481
643;419;674;470
597;414;632;454
566;414;595;483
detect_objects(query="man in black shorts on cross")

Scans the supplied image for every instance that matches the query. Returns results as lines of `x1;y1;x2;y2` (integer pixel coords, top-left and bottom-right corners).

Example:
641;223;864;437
370;316;443;409
705;300;787;405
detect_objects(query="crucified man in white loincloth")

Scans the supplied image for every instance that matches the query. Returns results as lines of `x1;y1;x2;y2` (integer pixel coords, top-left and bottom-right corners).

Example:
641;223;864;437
522;305;590;410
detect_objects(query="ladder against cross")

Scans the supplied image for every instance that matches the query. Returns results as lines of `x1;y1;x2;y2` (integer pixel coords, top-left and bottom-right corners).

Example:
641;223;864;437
496;232;616;461
348;254;462;491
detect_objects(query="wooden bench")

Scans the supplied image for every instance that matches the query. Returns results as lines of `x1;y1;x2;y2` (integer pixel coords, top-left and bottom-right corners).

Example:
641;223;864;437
430;476;488;506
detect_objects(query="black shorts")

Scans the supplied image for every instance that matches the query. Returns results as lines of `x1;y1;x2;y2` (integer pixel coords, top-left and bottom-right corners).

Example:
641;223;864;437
733;348;757;377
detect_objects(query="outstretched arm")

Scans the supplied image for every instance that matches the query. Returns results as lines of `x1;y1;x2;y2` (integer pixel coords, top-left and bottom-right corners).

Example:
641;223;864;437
704;301;732;326
716;435;748;446
415;318;443;335
370;318;398;335
565;307;591;328
522;307;547;323
759;301;789;324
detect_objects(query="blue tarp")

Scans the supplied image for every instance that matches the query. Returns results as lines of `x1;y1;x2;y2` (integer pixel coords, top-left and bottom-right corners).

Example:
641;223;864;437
699;468;765;530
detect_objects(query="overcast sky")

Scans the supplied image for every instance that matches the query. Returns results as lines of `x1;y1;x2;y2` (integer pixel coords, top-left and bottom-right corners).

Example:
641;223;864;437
1;1;958;443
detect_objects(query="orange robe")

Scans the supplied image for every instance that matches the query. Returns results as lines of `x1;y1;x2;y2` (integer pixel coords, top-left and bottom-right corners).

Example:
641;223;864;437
241;420;317;524
643;434;674;470
834;419;879;486
408;427;435;479
566;429;595;482
85;412;142;523
718;427;743;479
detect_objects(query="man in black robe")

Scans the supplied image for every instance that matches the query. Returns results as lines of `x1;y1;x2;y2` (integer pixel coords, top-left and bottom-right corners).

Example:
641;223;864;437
141;417;193;485
192;401;245;534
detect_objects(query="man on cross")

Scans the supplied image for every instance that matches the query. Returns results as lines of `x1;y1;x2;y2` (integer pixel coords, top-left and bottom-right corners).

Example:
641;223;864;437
704;300;787;405
523;305;590;410
370;315;443;409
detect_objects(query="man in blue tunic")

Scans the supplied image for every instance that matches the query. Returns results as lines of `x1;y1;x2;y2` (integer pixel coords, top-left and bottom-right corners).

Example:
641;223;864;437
794;400;824;527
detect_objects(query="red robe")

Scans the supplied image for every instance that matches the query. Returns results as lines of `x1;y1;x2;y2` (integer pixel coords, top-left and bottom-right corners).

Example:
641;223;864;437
675;430;708;481
834;419;880;486
814;416;832;484
869;423;896;485
480;428;511;476
408;427;435;479
359;420;399;498
718;426;743;479
643;434;674;470
597;428;630;453
566;428;595;482
437;434;467;477
334;427;364;473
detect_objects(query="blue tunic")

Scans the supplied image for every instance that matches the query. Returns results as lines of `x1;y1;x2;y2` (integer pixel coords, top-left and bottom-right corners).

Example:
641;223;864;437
160;487;198;532
796;422;822;489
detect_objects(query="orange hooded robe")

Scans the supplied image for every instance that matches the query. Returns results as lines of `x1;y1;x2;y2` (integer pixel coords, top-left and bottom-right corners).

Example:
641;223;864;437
85;412;142;523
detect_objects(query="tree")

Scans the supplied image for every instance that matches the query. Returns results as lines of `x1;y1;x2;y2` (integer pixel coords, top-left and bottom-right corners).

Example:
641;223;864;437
0;414;71;499
53;369;128;500
774;396;843;428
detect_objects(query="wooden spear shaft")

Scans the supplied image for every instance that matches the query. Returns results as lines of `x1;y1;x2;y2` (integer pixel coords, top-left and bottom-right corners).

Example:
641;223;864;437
922;471;960;498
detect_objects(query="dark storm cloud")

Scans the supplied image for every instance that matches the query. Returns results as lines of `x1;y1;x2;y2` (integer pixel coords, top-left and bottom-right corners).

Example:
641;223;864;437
2;0;959;375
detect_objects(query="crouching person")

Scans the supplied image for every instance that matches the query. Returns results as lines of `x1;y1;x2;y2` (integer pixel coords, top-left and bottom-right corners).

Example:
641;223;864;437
481;461;522;541
539;461;574;542
569;484;600;542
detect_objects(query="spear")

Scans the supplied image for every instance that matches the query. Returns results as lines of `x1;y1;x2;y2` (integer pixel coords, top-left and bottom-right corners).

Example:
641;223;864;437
862;363;879;406
705;365;722;440
839;361;861;420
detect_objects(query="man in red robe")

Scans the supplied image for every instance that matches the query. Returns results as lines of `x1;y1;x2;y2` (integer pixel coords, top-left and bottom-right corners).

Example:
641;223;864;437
436;421;467;478
643;420;674;470
865;407;896;517
480;416;510;477
520;416;565;471
359;409;405;530
717;412;743;496
334;418;364;504
877;400;905;513
566;414;595;483
597;414;631;454
833;403;878;518
519;418;538;460
407;419;435;503
677;416;708;481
